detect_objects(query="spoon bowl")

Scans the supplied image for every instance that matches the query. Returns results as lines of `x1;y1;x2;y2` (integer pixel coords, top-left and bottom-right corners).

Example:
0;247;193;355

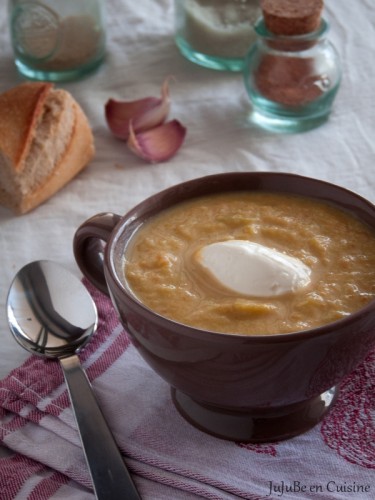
7;260;141;500
7;260;97;357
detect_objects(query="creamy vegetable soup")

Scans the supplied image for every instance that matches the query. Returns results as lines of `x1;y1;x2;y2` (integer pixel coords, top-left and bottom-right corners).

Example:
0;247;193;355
124;192;375;335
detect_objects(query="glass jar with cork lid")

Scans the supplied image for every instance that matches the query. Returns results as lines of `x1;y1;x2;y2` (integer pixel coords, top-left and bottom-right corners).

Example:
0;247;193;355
8;0;106;81
175;0;261;72
243;0;341;132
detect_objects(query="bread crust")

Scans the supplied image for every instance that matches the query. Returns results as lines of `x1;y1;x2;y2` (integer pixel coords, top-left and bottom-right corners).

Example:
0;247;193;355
0;82;53;171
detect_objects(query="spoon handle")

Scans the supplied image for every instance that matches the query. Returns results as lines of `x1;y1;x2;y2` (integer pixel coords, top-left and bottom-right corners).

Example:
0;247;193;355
60;354;141;500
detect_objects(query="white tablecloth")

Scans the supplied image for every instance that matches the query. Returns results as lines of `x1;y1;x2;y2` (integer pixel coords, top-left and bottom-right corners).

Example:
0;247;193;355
0;0;374;492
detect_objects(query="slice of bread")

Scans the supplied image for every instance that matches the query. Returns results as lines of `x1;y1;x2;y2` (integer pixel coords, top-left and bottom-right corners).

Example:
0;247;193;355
0;82;94;214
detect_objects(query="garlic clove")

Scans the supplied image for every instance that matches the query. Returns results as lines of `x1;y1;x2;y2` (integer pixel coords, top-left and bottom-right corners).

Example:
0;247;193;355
105;79;171;140
127;119;187;163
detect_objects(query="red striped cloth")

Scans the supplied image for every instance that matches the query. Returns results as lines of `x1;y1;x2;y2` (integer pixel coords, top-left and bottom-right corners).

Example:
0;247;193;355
0;281;374;499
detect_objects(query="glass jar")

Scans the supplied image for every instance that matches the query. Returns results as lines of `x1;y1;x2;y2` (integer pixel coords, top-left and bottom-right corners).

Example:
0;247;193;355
243;18;341;132
8;0;106;82
175;0;261;72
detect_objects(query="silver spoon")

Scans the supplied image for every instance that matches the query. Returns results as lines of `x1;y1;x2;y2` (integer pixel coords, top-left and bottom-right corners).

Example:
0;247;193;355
7;260;141;500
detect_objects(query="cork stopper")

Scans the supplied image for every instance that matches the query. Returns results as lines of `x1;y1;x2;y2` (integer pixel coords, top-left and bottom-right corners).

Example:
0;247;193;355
260;0;324;36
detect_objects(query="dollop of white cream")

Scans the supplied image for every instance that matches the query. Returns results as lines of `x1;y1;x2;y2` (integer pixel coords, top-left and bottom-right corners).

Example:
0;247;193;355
196;240;311;297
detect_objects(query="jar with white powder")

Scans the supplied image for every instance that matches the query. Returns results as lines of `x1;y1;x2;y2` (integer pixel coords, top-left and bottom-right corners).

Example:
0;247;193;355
8;0;106;81
175;0;261;71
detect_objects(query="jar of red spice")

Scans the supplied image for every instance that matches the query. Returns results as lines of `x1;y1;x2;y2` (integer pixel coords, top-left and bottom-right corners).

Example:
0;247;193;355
243;0;341;132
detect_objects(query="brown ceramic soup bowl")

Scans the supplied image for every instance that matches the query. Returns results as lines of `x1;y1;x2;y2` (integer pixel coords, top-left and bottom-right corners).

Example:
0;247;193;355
73;172;375;442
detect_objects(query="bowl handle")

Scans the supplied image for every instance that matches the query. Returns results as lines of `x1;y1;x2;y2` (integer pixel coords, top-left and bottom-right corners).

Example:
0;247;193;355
73;212;121;296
